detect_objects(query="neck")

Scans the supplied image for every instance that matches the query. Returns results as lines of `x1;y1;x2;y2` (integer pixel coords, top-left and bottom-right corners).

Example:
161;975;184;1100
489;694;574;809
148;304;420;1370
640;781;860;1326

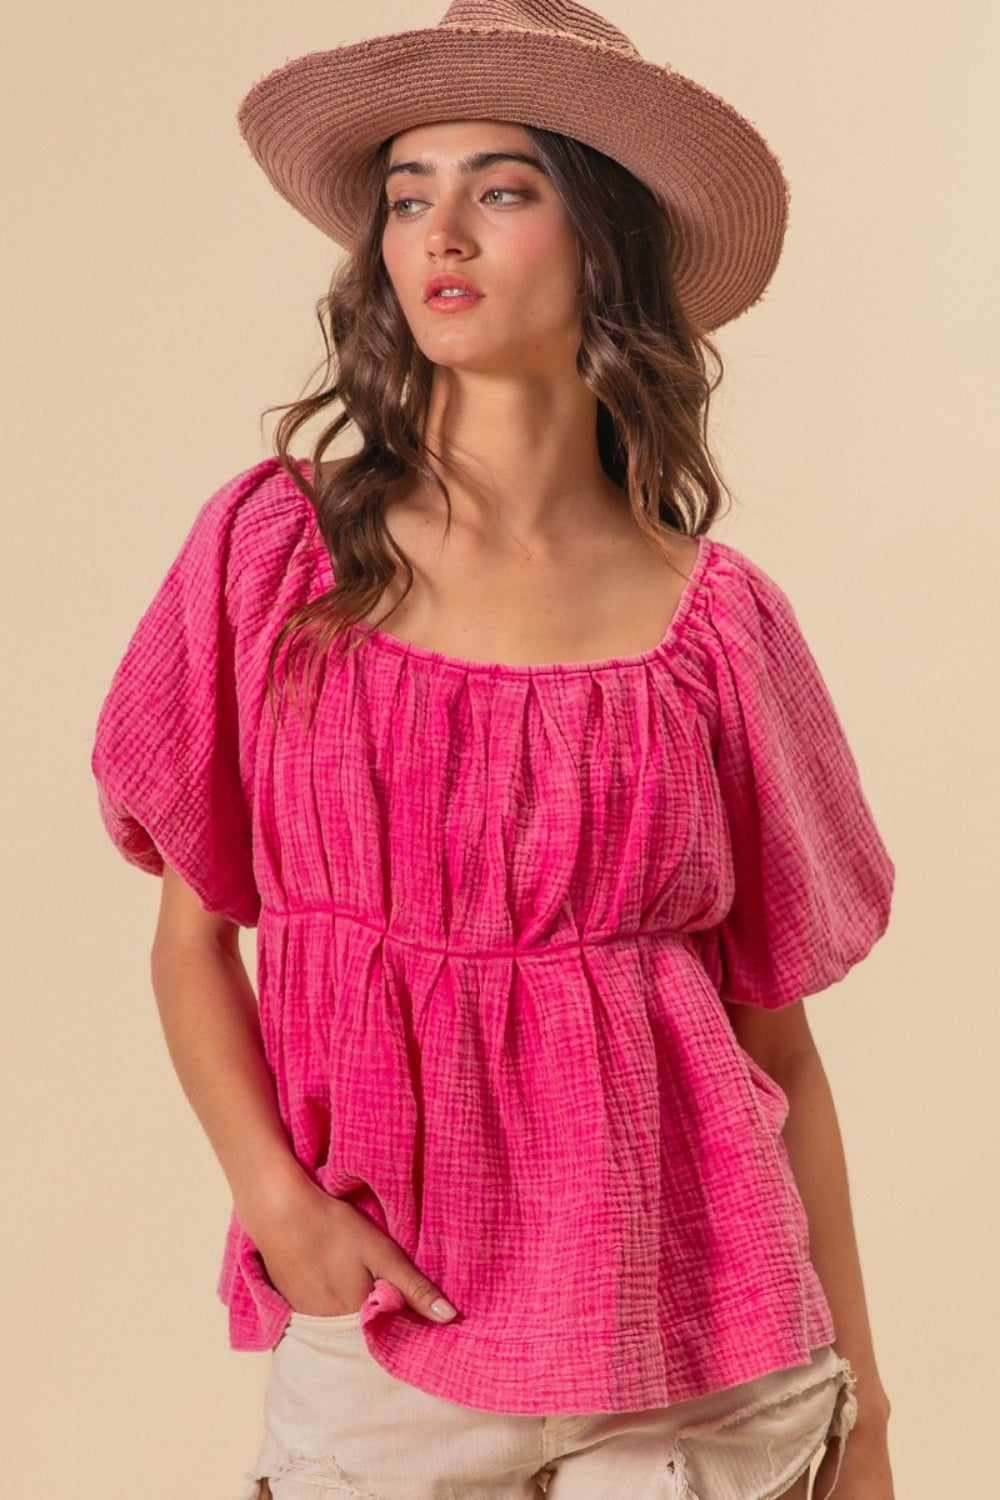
419;367;625;546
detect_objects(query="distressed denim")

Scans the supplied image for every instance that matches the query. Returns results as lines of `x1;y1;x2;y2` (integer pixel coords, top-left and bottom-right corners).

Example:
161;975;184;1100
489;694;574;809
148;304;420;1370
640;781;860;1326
241;1314;857;1500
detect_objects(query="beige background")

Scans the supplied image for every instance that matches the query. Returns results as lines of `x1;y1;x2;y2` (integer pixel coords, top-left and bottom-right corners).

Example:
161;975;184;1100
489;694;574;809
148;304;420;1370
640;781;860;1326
4;1;997;1493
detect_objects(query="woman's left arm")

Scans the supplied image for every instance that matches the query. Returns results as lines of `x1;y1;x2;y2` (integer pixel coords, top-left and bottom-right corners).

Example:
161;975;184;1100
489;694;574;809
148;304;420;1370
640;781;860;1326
724;998;896;1500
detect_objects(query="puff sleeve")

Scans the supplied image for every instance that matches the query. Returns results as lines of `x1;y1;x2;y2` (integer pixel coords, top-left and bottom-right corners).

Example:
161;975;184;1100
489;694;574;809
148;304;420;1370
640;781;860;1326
696;544;896;1009
91;459;312;927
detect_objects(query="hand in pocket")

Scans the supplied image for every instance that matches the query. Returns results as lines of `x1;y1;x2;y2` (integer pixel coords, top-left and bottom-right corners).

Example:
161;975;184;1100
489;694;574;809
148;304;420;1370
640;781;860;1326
246;1177;459;1323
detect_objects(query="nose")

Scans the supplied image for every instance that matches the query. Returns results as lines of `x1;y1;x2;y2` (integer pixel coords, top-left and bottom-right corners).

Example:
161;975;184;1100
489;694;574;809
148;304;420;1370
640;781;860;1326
423;191;476;260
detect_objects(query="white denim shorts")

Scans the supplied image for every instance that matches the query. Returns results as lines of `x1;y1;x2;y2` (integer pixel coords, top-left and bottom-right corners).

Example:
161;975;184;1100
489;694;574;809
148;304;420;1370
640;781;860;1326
241;1311;857;1500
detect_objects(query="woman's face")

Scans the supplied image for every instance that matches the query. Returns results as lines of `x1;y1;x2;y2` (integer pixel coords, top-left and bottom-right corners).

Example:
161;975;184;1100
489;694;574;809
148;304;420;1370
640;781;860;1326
380;120;583;378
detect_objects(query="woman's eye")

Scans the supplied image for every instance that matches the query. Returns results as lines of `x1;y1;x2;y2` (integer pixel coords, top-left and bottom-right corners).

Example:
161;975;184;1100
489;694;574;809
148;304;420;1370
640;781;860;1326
482;188;523;206
386;197;424;217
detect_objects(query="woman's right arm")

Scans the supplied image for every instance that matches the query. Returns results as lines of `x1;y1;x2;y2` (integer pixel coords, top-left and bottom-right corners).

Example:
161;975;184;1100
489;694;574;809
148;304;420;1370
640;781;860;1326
151;863;308;1221
149;863;458;1322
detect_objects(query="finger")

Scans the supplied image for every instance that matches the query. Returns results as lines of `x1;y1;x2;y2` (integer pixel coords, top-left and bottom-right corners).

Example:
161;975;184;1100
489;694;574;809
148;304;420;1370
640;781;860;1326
369;1251;457;1322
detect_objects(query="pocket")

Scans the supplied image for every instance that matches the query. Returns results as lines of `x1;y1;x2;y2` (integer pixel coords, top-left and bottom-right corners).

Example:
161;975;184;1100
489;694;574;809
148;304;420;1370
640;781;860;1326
738;1050;814;1264
674;1360;846;1500
740;1049;791;1132
288;1308;363;1329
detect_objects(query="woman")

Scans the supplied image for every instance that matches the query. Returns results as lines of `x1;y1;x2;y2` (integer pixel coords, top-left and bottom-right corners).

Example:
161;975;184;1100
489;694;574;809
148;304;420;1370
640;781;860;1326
92;2;897;1497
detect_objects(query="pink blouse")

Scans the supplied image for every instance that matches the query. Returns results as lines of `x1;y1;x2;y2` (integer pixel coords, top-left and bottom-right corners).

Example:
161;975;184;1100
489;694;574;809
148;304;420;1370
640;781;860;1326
91;458;894;1414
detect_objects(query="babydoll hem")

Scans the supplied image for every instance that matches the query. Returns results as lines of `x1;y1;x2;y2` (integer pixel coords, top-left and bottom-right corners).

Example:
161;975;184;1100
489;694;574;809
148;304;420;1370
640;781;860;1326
222;1279;835;1416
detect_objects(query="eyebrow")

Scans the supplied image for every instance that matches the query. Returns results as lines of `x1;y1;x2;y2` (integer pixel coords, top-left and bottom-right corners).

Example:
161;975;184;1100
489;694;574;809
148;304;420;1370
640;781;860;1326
384;151;546;183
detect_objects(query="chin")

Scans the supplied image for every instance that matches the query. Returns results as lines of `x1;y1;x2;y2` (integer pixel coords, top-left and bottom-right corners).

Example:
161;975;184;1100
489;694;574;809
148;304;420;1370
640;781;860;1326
416;343;513;375
417;333;551;377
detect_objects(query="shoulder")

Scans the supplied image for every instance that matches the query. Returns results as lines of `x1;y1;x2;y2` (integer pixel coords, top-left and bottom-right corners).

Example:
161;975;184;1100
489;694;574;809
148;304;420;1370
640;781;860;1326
688;535;827;700
662;529;700;575
698;534;805;638
187;457;319;560
175;458;325;614
702;534;792;603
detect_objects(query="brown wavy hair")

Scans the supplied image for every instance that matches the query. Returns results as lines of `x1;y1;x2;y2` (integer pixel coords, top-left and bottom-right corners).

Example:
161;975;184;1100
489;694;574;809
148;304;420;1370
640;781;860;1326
265;125;729;692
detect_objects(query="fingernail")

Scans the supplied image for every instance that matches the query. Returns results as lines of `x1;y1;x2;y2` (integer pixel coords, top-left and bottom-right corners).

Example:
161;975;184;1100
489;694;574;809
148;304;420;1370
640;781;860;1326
430;1298;457;1320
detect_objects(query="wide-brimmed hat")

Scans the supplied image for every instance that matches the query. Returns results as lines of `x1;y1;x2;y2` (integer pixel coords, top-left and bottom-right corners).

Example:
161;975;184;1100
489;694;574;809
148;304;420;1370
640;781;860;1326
237;0;789;331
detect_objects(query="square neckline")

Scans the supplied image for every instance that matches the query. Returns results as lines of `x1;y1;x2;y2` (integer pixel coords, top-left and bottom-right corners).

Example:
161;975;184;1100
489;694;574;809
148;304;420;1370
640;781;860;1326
317;531;715;677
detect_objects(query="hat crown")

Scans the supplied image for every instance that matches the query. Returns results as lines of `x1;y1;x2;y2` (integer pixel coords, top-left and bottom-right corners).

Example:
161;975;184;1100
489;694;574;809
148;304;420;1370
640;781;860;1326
438;0;637;55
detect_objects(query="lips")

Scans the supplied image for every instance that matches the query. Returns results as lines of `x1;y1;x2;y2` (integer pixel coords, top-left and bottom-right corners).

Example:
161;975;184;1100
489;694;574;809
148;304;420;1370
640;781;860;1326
424;273;484;301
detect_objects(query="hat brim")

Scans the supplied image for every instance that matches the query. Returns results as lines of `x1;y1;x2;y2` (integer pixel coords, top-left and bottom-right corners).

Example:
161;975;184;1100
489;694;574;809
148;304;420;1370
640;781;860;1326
238;27;789;331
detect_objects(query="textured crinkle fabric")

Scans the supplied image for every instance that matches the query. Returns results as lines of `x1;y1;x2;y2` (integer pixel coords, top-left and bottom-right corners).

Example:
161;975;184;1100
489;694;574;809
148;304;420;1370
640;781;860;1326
92;459;895;1415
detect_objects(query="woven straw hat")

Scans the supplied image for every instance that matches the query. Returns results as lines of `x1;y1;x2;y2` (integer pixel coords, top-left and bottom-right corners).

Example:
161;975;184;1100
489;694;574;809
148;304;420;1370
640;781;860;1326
237;0;789;331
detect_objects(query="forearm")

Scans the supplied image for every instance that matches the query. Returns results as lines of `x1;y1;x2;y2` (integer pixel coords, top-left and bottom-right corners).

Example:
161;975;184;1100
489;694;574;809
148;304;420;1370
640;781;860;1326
776;1045;891;1429
149;926;312;1233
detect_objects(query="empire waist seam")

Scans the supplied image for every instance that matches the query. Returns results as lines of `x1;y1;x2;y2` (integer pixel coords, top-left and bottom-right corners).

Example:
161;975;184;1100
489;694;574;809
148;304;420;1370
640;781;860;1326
259;904;698;960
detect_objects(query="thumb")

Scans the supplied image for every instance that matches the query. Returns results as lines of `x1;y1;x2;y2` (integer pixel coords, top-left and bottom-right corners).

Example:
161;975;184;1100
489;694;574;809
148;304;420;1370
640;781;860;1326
374;1251;458;1323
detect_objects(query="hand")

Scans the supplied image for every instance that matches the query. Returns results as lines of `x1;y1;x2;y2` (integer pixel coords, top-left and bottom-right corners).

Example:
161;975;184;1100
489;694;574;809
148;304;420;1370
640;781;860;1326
239;1174;458;1323
813;1417;895;1500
